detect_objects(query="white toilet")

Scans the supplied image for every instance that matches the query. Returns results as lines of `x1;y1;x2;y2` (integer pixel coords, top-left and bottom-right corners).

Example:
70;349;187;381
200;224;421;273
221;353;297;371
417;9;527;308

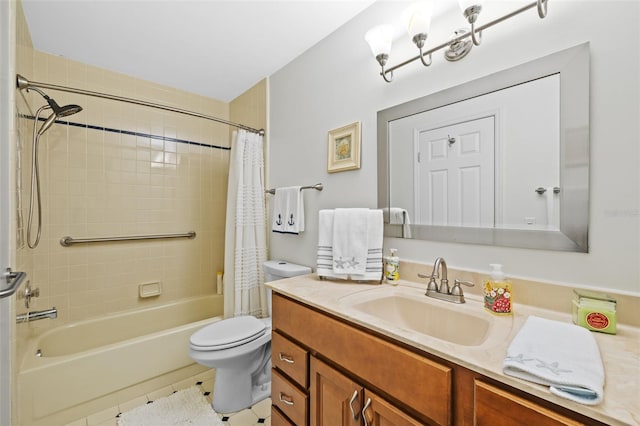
189;260;311;413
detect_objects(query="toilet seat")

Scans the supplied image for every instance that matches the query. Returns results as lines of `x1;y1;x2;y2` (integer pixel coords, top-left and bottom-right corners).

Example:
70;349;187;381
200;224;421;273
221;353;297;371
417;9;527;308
190;316;266;351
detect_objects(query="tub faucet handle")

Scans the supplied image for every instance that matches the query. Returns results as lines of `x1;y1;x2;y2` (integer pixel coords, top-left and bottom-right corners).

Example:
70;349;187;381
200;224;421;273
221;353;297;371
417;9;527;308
18;281;40;308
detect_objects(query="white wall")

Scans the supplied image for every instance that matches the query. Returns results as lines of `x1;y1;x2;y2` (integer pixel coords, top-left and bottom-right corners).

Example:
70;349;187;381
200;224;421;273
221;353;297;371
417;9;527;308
268;0;640;294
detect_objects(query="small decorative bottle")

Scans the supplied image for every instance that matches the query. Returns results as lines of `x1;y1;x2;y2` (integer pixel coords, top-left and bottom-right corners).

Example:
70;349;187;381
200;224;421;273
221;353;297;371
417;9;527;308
385;249;400;284
483;264;512;315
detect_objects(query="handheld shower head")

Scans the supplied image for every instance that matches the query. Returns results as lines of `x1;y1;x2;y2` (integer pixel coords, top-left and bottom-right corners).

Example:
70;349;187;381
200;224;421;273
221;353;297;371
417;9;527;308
37;111;56;136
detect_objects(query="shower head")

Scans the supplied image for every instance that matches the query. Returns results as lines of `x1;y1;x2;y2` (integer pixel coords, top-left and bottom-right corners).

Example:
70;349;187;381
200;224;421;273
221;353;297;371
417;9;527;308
37;98;83;135
18;74;83;135
34;93;83;136
45;96;83;118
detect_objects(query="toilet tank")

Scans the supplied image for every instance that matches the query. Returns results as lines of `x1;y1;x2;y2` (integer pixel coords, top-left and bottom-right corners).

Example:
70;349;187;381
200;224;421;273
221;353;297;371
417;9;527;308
263;260;311;283
263;260;311;317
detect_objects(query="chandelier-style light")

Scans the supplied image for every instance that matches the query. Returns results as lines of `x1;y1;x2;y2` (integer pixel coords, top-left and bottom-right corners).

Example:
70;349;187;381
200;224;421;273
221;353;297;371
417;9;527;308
365;0;549;82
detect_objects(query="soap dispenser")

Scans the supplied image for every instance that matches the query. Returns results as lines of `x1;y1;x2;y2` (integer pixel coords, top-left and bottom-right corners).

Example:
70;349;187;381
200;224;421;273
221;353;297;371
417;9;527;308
483;264;512;315
385;248;400;284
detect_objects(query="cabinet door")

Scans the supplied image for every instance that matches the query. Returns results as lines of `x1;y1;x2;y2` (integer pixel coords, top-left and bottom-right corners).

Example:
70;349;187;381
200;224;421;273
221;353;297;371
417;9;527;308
310;356;363;426
474;380;584;426
361;390;424;426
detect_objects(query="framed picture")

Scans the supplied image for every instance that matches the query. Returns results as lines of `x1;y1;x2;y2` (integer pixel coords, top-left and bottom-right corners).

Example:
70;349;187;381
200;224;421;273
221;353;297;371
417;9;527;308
327;121;361;173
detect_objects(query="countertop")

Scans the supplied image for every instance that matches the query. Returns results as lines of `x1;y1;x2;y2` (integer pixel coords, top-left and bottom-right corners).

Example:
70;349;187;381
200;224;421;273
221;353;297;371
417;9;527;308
266;274;640;426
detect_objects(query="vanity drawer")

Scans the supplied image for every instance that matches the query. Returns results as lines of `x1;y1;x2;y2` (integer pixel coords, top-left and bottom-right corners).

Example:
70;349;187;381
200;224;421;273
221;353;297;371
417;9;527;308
272;368;309;426
272;331;309;388
474;380;584;426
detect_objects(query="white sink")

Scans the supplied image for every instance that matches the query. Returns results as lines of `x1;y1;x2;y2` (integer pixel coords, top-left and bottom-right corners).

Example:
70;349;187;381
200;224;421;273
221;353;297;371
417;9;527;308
340;285;503;347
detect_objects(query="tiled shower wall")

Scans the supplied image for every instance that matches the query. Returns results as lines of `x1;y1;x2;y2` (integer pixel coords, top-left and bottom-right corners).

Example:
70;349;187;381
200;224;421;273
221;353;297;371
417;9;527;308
15;19;233;335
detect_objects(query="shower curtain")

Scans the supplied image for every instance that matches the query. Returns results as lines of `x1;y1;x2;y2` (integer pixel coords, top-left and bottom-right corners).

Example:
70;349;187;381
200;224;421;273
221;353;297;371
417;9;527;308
223;129;268;318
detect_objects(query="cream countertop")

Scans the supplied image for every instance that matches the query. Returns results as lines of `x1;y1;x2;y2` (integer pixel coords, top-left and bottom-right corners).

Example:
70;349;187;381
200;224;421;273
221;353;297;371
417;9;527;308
266;274;640;426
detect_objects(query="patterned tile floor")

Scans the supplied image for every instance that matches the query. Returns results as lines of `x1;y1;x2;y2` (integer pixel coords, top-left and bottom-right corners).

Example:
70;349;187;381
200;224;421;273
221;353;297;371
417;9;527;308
64;370;271;426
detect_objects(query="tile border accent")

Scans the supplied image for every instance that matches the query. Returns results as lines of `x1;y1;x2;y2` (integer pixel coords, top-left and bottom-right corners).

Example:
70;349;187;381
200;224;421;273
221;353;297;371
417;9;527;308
20;114;231;151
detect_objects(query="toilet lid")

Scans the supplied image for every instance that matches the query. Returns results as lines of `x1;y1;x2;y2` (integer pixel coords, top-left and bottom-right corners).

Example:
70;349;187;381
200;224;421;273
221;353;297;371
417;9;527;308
190;316;267;351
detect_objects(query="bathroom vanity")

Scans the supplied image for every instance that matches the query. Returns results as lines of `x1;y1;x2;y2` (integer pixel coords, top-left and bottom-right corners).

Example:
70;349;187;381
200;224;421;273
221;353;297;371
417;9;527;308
267;275;639;426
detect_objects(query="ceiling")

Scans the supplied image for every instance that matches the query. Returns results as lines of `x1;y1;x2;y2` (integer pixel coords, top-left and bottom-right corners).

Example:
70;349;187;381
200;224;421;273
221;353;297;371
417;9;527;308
21;0;375;102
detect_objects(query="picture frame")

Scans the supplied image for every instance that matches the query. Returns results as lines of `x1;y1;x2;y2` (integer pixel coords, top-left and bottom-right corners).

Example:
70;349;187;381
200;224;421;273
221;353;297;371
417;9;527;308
327;121;361;173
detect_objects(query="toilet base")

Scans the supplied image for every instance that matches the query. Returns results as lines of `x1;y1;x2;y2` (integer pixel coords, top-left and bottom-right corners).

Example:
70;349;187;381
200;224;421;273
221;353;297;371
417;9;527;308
212;368;271;414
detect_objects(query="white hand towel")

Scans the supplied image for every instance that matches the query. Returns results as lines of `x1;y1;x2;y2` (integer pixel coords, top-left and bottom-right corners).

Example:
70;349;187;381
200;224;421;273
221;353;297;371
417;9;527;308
503;316;605;405
381;207;412;239
286;186;304;234
272;186;304;234
317;209;383;282
316;209;334;277
333;208;369;274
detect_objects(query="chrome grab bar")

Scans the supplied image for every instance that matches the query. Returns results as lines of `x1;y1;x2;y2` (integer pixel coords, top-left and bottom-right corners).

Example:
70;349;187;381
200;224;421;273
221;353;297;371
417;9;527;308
0;268;28;299
60;231;196;247
265;183;323;195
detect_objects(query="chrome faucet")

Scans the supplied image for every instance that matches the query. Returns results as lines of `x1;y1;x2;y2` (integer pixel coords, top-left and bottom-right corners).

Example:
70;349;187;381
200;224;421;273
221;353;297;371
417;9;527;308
418;257;474;304
16;307;57;324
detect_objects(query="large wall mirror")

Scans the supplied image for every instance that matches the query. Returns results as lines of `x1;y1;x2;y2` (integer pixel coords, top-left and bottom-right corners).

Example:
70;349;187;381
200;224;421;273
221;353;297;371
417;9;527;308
378;43;589;252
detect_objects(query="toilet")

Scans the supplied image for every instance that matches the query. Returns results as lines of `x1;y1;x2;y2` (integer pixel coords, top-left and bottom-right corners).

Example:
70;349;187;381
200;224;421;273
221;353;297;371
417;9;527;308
189;260;311;413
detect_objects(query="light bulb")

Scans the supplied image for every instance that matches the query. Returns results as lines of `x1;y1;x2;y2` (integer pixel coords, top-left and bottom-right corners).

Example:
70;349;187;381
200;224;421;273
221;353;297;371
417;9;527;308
365;24;394;57
402;2;433;41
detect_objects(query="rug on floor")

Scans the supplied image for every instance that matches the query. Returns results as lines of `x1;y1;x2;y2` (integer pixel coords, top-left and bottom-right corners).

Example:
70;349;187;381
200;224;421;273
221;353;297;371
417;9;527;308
117;386;224;426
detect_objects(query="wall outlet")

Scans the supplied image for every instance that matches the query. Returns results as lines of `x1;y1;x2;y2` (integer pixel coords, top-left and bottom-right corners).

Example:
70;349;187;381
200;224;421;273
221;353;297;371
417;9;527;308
524;217;536;225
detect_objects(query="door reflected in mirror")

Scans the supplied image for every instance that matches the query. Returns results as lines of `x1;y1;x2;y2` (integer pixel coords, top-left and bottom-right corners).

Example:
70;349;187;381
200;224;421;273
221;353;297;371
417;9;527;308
390;74;559;231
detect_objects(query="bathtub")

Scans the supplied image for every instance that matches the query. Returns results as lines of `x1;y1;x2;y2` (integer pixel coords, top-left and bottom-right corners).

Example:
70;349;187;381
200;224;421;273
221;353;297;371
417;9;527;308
19;294;224;426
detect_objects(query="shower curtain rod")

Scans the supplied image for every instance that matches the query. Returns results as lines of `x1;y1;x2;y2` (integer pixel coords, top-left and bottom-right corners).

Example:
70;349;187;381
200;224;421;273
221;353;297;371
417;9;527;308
16;74;264;135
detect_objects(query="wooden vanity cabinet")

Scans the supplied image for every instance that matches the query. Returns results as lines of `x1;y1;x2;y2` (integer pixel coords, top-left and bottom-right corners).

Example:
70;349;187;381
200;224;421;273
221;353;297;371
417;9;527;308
271;292;606;426
310;356;423;426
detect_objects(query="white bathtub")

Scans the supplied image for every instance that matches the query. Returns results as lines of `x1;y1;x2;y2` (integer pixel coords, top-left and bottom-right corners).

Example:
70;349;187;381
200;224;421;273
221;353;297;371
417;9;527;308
19;294;224;426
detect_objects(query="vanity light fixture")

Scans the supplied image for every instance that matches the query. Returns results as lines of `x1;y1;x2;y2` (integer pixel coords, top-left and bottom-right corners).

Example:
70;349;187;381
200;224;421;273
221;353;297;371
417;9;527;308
364;24;395;82
365;0;549;82
458;0;484;46
402;2;434;67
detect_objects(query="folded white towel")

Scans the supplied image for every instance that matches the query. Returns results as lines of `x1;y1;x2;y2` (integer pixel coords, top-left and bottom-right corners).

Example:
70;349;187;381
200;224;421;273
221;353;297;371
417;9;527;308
317;209;383;282
272;186;304;234
381;207;412;238
503;316;605;405
333;208;369;274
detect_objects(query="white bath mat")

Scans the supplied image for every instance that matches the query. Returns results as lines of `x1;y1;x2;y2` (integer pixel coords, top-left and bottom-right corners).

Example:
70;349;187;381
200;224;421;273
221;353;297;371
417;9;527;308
117;386;224;426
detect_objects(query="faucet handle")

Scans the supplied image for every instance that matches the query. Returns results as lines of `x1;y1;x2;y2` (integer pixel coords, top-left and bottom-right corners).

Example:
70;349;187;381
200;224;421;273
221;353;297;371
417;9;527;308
418;272;439;292
451;279;474;296
17;281;40;308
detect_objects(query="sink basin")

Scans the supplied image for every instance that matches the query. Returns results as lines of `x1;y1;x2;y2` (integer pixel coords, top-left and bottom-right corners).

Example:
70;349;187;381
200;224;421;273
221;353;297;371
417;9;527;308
340;286;493;346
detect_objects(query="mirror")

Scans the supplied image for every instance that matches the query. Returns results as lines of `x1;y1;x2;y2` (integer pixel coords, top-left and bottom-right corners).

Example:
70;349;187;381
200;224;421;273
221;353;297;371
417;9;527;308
378;43;589;252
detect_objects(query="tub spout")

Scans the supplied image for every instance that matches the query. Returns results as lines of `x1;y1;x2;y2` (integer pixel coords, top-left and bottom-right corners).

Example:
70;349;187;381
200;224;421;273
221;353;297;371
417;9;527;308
16;307;57;324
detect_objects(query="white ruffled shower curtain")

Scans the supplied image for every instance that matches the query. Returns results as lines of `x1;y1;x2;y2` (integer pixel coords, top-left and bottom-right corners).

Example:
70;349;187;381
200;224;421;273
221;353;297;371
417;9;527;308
223;129;268;318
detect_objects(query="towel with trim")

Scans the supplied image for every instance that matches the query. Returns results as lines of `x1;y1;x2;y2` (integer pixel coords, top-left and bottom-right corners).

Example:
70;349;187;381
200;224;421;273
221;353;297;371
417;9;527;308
503;315;605;405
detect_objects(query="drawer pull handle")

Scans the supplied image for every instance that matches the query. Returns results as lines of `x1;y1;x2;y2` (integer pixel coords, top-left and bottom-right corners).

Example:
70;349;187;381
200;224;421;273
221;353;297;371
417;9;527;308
362;397;373;426
349;390;360;421
279;392;294;406
278;352;295;364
